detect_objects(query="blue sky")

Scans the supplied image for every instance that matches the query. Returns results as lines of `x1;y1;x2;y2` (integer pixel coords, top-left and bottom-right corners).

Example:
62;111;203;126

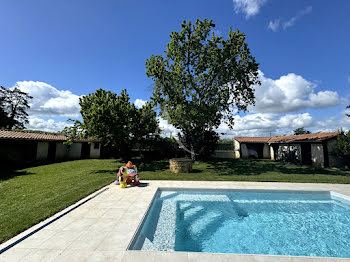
1;0;349;137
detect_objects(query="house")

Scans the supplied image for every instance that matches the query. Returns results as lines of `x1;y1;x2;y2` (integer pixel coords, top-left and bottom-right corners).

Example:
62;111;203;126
234;132;340;168
0;130;101;166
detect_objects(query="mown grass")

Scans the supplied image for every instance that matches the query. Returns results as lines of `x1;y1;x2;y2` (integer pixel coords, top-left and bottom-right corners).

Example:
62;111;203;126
0;159;121;244
138;159;350;184
1;158;350;244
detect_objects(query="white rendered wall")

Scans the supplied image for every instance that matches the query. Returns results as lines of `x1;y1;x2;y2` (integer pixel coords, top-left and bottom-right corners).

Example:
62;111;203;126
263;144;270;159
36;142;49;161
68;143;82;159
55;143;68;161
90;142;101;158
241;143;248;159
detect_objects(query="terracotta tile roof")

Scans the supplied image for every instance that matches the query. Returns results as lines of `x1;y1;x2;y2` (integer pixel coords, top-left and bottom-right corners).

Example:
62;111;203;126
268;132;339;143
0;130;98;142
234;137;271;143
234;132;339;144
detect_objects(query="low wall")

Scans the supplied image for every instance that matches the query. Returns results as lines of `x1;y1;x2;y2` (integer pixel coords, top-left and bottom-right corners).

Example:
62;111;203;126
212;150;235;159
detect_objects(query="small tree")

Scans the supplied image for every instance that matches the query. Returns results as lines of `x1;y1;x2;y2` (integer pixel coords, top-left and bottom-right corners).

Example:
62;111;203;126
293;127;311;135
0;86;33;129
63;89;159;159
146;19;260;159
334;130;350;165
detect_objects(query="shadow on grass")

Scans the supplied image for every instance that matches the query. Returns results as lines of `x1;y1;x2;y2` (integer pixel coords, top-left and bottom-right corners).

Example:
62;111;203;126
206;159;350;177
0;169;34;181
137;161;169;172
90;169;116;175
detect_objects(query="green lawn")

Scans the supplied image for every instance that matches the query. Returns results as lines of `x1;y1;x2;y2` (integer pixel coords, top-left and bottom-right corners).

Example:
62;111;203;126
138;159;350;184
0;159;121;244
1;158;350;244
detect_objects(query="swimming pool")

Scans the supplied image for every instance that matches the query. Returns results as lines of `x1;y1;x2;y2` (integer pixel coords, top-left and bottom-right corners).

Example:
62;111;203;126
129;188;350;258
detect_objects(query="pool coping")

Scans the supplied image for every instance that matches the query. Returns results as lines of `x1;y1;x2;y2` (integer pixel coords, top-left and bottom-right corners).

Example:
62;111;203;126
1;180;350;261
0;186;112;255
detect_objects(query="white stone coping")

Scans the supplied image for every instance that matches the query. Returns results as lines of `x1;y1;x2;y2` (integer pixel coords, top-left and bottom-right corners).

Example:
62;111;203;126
0;180;350;261
0;186;109;254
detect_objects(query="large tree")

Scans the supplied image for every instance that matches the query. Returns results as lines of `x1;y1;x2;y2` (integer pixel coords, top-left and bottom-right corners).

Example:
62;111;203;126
0;86;33;129
146;19;260;159
64;89;159;159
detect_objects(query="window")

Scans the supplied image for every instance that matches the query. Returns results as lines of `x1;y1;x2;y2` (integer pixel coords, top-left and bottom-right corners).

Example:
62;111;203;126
94;142;100;149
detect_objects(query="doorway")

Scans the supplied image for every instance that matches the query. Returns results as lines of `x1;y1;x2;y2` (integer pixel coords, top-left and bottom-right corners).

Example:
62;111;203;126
48;142;56;162
81;143;90;159
301;143;312;165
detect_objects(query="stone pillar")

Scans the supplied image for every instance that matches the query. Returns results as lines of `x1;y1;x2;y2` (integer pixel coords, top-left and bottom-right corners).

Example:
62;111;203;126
311;144;324;167
263;144;270;159
270;146;275;160
234;140;241;159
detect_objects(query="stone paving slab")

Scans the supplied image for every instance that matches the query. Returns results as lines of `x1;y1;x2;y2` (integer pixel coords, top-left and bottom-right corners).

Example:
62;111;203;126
1;180;350;261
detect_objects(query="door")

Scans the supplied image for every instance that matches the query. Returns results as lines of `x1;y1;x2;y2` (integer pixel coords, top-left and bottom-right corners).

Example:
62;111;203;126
301;143;312;165
48;142;56;162
81;143;90;159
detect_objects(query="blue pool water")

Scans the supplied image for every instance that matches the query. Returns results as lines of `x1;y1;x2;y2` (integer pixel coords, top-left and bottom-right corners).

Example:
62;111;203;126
129;189;350;258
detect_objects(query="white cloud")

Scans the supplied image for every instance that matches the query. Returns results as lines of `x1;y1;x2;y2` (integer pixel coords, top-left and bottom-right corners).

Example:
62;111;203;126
251;71;340;113
232;0;267;19
283;6;312;30
268;19;280;32
158;117;179;137
309;91;340;108
278;113;313;128
15;81;81;117
26;117;72;133
134;99;147;109
217;112;314;137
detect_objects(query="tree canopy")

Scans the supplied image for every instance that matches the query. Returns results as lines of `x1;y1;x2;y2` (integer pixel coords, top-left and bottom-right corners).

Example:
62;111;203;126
335;130;350;165
146;19;260;158
293;127;311;135
64;89;159;159
0;86;33;129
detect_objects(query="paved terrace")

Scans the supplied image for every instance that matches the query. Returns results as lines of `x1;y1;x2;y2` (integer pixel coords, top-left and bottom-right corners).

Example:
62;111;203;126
1;181;350;262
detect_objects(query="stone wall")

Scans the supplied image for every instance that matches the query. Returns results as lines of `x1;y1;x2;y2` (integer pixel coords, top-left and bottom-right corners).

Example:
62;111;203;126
169;158;192;173
276;144;301;163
